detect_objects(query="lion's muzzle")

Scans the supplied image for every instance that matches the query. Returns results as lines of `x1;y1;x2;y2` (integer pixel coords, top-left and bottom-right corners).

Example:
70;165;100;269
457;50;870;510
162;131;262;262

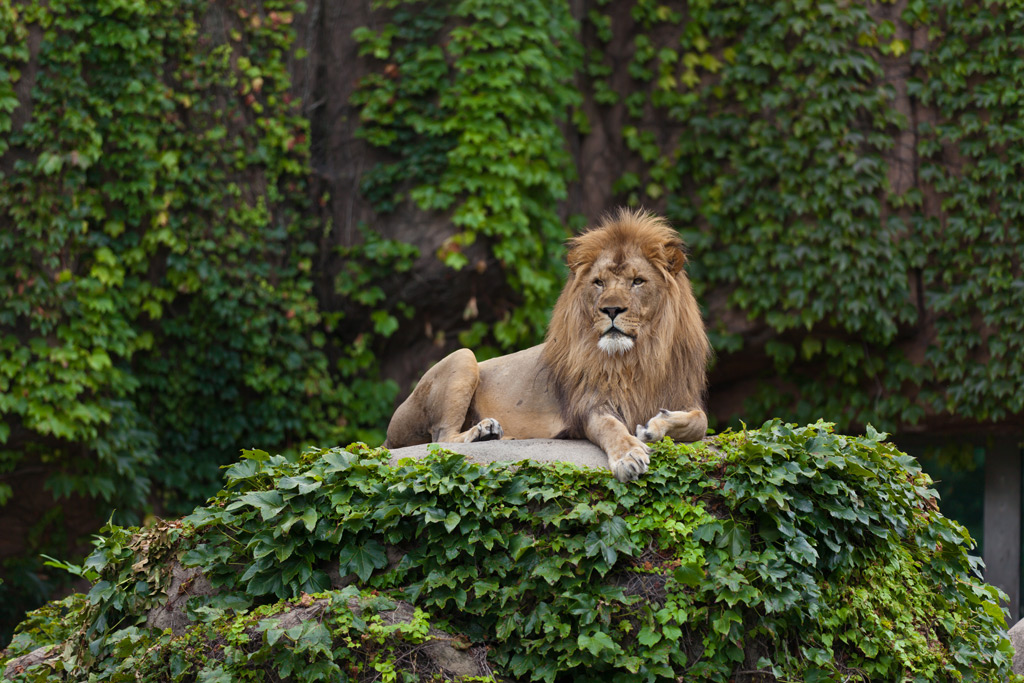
598;328;635;355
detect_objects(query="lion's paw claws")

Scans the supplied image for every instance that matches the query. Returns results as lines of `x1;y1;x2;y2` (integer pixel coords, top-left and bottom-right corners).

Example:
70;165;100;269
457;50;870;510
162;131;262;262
612;447;650;482
470;418;503;442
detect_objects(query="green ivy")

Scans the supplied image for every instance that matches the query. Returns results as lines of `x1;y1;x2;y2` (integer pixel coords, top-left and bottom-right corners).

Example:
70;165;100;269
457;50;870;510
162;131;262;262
909;1;1024;421
6;0;1024;655
3;587;468;682
351;0;584;347
579;0;1023;431
0;3;26;163
0;0;408;638
2;424;1015;681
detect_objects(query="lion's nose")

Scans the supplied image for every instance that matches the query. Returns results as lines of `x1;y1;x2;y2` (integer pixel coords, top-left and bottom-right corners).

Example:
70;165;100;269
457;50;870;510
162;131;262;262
601;306;627;320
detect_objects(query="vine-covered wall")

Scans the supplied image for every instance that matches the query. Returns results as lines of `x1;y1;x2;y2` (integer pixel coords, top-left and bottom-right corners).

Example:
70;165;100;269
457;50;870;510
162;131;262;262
0;0;413;632
349;0;1022;433
606;0;1023;430
2;0;1022;645
350;0;585;349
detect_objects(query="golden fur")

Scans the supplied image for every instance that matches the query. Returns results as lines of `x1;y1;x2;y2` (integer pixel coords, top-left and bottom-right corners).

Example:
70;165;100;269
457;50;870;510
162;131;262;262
384;208;711;481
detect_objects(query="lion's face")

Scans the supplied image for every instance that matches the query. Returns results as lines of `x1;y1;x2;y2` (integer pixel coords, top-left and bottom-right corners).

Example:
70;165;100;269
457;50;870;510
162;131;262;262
543;208;710;441
580;251;666;356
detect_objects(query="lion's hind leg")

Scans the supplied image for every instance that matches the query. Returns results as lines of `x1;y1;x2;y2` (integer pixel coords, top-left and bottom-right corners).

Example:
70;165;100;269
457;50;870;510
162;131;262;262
384;348;504;448
636;408;708;444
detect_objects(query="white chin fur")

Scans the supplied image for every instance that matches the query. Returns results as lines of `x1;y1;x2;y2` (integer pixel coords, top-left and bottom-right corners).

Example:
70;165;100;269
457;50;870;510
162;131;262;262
598;334;634;355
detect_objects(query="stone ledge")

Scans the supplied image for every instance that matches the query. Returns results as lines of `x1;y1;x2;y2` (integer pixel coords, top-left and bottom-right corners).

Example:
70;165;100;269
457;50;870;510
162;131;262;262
387;438;609;471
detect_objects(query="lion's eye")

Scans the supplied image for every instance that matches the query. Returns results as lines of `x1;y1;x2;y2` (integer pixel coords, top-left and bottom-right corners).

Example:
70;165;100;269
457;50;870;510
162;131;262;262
593;278;604;287
632;277;645;286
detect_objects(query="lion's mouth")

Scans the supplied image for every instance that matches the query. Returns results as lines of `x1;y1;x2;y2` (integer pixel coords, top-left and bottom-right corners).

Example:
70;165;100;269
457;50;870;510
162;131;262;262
598;328;635;355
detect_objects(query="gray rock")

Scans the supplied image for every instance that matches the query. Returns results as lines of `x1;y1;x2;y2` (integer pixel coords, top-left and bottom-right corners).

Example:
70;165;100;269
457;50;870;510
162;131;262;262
3;645;58;680
387;438;609;471
348;597;502;679
1009;618;1024;675
145;563;216;634
257;596;503;680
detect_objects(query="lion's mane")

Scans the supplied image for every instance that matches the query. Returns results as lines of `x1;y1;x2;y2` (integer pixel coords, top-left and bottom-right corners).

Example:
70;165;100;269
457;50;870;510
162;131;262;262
541;209;711;438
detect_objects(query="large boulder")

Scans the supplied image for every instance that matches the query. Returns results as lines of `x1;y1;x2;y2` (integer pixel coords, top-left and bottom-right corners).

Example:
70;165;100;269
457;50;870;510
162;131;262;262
1010;618;1024;675
1;421;1017;682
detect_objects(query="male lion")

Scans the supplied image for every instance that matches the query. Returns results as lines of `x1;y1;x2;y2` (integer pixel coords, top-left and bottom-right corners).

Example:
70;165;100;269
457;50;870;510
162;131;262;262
384;209;712;481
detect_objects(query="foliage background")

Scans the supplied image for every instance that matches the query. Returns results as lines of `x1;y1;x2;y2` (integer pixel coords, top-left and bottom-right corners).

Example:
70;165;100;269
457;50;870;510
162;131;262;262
1;0;1022;646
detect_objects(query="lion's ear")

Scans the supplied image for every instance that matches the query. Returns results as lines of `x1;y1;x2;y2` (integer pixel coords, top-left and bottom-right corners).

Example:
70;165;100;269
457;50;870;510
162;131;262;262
566;246;581;272
566;237;588;273
664;237;687;274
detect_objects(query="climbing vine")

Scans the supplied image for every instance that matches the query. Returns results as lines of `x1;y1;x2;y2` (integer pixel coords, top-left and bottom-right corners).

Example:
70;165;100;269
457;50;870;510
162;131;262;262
909;1;1024;422
351;0;584;347
579;0;1023;430
0;0;410;637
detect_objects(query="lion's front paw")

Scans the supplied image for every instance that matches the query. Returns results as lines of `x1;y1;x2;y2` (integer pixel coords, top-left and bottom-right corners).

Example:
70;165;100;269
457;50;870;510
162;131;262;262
468;418;503;442
610;446;650;482
636;408;670;443
636;423;658;443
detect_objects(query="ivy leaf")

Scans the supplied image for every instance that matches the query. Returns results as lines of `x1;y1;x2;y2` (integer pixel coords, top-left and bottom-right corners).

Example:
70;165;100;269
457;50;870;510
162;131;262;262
584;516;633;565
37;151;63;175
338;539;388;581
672;560;705;588
235;491;287;521
247;572;284;597
301;508;319;532
423;507;448;525
693;520;723;543
982;599;1005;622
637;625;662;646
785;535;819;566
323;451;358;473
845;460;877;479
277;476;322;494
180;543;232;568
444;510;461;533
532;557;568;585
507;533;533;560
711;608;742;636
716;521;750;556
804;668;833;683
577;630;617;656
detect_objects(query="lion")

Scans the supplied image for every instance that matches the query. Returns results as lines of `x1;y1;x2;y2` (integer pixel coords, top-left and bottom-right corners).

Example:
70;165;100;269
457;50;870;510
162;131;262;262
383;208;712;481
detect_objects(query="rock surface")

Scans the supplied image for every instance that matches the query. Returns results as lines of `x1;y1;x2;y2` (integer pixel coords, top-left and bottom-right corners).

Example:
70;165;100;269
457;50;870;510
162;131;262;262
352;598;500;680
387;438;610;471
145;563;217;634
3;646;56;681
1009;618;1024;675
